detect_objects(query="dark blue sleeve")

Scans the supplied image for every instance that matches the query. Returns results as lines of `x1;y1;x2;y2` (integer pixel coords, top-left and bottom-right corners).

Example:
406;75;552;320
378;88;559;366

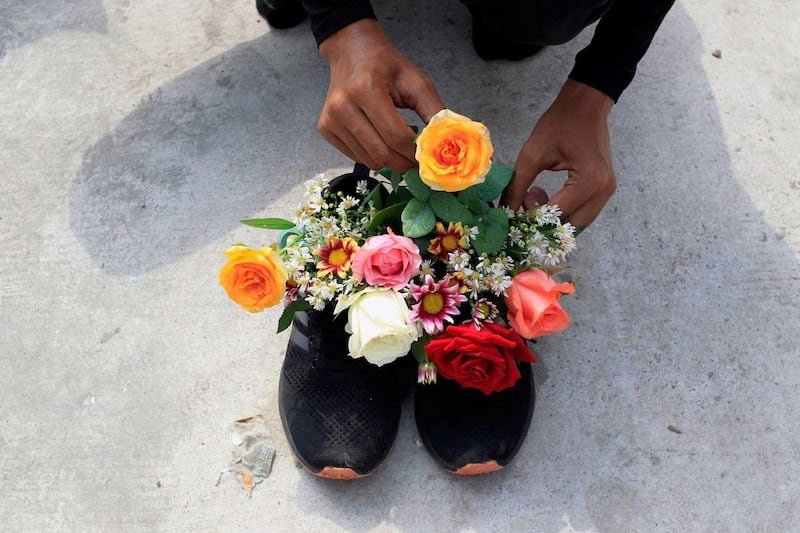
569;0;676;102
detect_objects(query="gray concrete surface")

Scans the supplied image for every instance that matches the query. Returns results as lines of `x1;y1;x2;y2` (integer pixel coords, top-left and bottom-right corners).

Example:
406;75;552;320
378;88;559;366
1;0;799;531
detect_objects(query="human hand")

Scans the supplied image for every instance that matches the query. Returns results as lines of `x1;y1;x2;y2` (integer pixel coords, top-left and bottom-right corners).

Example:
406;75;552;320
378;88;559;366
318;19;445;171
500;79;616;228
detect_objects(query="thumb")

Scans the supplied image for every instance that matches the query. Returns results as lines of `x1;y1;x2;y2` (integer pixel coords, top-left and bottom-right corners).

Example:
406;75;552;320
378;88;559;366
501;146;552;211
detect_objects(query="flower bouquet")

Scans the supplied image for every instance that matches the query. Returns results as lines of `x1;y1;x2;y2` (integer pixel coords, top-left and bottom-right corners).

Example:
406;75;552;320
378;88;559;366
220;110;577;396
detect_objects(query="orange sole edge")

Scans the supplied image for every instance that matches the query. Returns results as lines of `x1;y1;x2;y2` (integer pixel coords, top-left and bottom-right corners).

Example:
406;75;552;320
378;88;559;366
296;460;368;479
313;466;367;480
453;460;504;475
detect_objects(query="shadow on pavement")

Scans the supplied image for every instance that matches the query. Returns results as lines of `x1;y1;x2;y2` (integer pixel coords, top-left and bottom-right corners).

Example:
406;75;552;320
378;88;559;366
0;0;107;60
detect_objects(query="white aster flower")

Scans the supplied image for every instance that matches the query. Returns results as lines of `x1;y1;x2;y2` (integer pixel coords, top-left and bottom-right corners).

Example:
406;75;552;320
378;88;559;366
355;180;369;196
307;194;327;213
535;204;563;226
340;195;360;210
419;260;434;278
304;174;327;197
508;226;524;246
448;251;472;273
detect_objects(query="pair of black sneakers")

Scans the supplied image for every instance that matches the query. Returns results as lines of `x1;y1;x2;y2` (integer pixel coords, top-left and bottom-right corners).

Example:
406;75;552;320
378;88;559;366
280;307;536;479
278;166;536;479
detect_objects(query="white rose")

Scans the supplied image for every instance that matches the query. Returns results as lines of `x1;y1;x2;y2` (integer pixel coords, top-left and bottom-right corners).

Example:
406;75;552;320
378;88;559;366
338;288;419;366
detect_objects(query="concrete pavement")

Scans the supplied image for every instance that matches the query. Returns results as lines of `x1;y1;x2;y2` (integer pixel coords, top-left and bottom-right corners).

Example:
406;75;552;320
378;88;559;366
1;0;799;530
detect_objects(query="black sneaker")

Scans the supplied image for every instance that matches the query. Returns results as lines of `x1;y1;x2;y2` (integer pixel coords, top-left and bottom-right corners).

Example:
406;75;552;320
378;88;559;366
414;362;535;475
256;0;307;30
279;309;415;478
278;165;412;479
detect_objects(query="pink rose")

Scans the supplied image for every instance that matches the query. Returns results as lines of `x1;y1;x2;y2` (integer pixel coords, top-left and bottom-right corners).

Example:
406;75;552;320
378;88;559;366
352;229;422;290
505;269;575;339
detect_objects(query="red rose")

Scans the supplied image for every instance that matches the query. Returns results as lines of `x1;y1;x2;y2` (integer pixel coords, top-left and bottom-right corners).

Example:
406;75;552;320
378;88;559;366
424;322;536;395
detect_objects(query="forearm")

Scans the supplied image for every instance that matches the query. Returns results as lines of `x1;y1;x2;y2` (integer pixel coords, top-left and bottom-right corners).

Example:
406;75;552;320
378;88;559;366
569;0;676;102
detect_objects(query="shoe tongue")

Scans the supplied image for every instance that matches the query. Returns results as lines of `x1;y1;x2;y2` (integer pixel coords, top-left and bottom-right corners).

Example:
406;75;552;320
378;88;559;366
309;309;353;366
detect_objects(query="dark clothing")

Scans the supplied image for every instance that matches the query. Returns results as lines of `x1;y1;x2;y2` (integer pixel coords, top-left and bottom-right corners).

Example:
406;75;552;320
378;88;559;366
300;0;675;102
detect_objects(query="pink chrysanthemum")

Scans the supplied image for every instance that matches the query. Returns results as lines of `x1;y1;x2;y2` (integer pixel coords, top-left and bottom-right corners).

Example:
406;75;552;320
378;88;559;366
409;275;467;335
314;237;359;278
471;298;499;330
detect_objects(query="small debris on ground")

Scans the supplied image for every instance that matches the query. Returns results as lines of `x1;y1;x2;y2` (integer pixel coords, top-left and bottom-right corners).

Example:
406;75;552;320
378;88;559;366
217;414;275;496
156;480;162;488
711;48;722;58
668;424;683;434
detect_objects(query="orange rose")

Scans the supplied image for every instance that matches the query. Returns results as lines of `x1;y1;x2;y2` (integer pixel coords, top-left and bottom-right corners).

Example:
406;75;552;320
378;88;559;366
505;269;575;338
219;245;287;312
415;109;493;192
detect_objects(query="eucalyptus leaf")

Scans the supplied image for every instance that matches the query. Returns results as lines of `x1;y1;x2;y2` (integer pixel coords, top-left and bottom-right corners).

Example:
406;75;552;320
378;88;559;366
474;163;514;202
457;187;483;213
391;187;414;203
402;199;436;237
240;218;296;230
472;207;509;255
402;168;432;202
277;299;312;333
367;201;408;231
362;182;384;210
429;192;475;226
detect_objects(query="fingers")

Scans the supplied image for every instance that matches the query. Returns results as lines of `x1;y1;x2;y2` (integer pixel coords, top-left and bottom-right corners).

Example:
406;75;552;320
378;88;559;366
554;170;617;227
360;88;419;165
500;142;552;211
548;167;616;227
522;187;549;210
320;92;416;171
397;74;445;123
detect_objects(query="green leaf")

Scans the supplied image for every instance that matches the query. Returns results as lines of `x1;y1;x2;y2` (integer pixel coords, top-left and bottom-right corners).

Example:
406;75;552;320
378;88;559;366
472;207;509;255
473;163;514;202
411;338;429;363
377;167;403;193
429;192;475;226
401;199;436;238
240;218;295;230
402;168;432;202
367;201;408;231
390;187;414;203
575;225;587;236
277;299;311;333
457;187;483;213
408;124;420;135
362;182;383;210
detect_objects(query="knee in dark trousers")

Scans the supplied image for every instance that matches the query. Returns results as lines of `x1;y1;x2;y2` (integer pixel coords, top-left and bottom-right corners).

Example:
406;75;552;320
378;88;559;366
463;0;611;46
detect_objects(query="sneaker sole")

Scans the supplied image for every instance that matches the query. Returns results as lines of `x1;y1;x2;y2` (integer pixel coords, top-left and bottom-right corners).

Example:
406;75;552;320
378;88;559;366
453;460;504;475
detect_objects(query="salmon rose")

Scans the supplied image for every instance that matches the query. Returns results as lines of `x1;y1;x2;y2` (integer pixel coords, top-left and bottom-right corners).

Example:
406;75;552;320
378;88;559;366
505;269;575;338
415;109;493;192
219;245;287;312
